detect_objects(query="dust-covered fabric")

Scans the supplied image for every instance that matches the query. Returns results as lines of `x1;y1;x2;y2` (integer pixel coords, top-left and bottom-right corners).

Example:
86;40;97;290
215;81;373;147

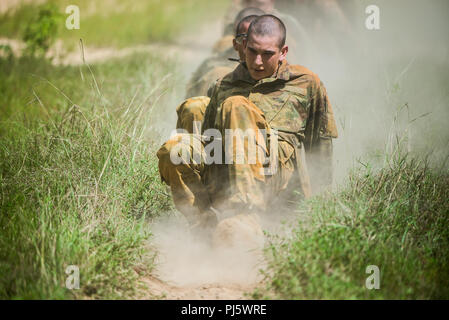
203;60;338;143
158;60;337;224
203;60;338;203
212;34;235;54
186;65;234;100
176;96;210;134
202;95;313;214
157;95;310;223
185;46;238;98
158;97;216;229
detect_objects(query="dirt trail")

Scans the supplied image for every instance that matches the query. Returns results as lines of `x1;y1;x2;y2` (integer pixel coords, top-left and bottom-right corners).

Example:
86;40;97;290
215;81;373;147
136;210;298;300
142;276;258;300
0;37;209;67
138;214;267;300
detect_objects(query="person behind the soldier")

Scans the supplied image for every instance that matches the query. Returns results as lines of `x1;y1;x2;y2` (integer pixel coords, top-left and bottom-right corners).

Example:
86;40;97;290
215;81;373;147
213;6;266;55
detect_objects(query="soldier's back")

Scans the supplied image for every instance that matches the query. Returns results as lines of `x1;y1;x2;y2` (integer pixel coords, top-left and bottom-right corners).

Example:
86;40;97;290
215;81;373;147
186;47;239;98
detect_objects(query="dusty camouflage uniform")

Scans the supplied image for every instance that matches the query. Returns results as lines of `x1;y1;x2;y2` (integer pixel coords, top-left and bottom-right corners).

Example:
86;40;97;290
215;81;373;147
157;96;216;229
202;60;337;213
212;34;235;54
158;61;337;227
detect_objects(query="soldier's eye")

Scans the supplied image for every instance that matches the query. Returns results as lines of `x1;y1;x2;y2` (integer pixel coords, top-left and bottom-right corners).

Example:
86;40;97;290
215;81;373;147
248;48;257;54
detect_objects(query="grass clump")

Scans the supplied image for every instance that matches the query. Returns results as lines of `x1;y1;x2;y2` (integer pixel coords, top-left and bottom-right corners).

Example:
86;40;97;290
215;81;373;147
0;52;175;299
256;151;449;299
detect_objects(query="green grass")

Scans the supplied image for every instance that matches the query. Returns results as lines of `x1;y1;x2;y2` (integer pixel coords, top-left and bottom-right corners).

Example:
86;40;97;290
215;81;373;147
0;52;176;299
0;0;228;48
255;150;449;299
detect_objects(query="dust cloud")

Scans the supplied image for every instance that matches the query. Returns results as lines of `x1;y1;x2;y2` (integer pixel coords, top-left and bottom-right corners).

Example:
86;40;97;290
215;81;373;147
277;0;449;183
149;213;265;288
148;204;303;293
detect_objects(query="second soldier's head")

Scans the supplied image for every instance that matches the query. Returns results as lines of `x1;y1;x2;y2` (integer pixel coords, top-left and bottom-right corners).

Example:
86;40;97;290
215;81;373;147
233;7;264;62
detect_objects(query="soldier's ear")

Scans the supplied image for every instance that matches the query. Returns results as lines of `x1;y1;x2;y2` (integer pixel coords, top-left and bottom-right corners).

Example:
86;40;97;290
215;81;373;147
279;45;288;61
233;38;238;51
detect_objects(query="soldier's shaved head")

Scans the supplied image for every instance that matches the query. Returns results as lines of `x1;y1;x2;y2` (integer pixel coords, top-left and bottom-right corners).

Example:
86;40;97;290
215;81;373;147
233;7;265;36
246;14;286;49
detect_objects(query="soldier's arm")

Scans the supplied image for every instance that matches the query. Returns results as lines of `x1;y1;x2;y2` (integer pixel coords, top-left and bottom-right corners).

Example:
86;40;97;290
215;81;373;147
202;80;219;133
305;77;338;193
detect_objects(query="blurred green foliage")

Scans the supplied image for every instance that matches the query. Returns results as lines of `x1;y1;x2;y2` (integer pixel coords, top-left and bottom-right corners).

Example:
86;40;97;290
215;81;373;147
22;3;62;56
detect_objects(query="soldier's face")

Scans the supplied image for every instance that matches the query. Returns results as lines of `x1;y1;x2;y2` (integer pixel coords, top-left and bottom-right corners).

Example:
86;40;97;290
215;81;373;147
244;34;288;81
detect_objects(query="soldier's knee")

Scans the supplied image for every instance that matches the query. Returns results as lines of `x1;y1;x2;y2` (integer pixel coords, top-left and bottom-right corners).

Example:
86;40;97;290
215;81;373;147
177;97;210;133
157;134;188;183
177;96;210;118
222;96;252;115
157;141;175;184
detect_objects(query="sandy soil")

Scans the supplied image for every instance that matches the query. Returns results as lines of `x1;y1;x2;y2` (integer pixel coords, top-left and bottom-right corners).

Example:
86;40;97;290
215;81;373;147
135;209;298;300
141;276;258;300
137;214;269;300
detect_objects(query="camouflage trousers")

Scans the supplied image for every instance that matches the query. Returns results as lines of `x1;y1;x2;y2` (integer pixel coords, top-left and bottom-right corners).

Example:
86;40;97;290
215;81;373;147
157;96;312;227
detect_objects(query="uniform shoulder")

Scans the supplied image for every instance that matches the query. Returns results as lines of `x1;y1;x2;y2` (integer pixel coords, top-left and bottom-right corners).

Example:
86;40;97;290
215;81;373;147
287;64;322;86
214;64;241;88
206;67;235;97
205;67;232;97
287;64;318;78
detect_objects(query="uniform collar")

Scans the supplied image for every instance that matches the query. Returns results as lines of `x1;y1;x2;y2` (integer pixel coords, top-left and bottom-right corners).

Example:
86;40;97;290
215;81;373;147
230;59;294;86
